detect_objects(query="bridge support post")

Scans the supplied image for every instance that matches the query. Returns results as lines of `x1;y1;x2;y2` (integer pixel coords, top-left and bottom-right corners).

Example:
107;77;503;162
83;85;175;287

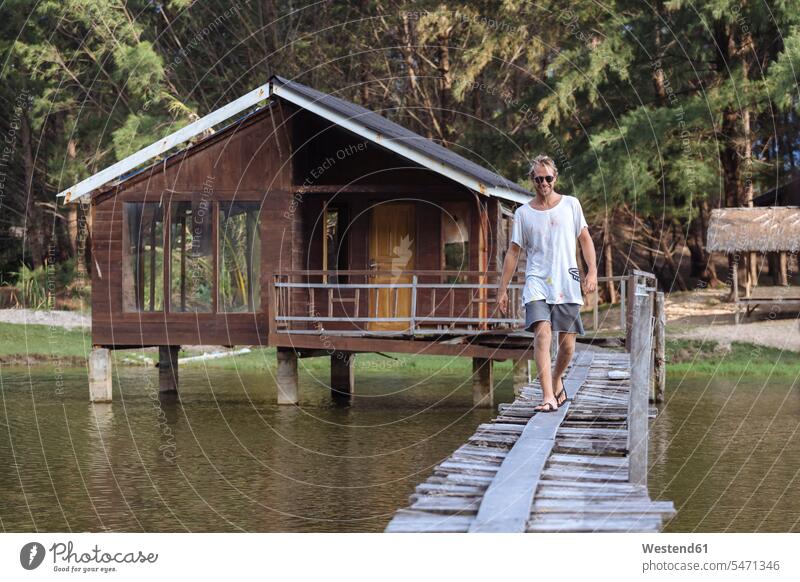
89;347;112;403
512;358;530;397
653;292;666;403
472;357;494;408
732;256;740;325
628;278;654;486
625;275;636;348
778;251;788;286
277;348;299;405
331;351;355;400
158;346;180;394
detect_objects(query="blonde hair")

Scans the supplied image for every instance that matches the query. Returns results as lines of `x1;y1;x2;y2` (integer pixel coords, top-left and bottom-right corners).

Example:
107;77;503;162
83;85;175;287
528;154;558;178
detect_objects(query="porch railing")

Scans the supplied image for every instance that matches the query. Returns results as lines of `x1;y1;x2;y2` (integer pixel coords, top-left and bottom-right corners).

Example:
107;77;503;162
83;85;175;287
269;270;526;336
268;270;649;337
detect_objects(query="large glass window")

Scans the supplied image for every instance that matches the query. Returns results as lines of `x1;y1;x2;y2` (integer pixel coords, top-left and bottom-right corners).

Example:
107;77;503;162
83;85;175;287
219;202;261;312
441;202;470;282
123;202;164;312
170;199;213;312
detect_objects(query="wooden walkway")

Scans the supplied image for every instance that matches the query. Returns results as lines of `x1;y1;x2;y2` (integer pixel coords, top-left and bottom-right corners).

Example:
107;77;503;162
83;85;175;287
385;348;676;533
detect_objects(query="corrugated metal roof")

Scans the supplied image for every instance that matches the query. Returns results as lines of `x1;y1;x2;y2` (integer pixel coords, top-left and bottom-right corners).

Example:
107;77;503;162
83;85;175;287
58;75;532;204
101;103;273;191
707;207;800;252
270;75;532;203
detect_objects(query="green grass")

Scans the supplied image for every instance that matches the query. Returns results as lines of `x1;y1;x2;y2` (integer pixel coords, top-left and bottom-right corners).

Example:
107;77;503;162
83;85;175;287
665;339;800;376
174;346;516;375
119;341;800;377
1;321;798;377
0;322;91;364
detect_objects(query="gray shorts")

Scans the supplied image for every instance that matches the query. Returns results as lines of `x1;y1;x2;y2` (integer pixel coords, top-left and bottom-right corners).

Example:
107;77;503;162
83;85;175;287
525;300;585;335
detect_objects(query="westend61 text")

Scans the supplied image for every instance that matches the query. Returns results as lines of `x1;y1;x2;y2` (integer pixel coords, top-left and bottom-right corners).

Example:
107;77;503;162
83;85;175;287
642;543;708;554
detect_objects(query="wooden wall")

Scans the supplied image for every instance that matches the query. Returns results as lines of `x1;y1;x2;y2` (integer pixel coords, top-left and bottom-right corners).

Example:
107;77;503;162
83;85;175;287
91;101;293;346
289;106;459;189
90;97;512;347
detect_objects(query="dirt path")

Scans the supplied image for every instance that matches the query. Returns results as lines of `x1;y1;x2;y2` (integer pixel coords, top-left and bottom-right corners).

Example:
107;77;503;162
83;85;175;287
586;288;800;352
675;318;800;352
663;289;800;352
0;309;90;329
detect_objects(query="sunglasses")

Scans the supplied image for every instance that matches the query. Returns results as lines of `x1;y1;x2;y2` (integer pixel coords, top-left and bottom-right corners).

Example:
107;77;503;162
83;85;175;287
533;175;554;184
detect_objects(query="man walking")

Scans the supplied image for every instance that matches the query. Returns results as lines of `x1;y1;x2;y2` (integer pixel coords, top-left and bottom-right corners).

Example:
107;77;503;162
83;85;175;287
497;155;597;412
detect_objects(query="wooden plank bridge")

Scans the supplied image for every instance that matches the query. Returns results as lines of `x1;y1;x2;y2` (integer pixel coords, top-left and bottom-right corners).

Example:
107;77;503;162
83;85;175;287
386;272;675;533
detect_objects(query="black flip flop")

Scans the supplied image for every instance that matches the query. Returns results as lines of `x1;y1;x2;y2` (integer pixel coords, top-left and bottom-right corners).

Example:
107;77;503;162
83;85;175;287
534;402;558;413
555;375;571;405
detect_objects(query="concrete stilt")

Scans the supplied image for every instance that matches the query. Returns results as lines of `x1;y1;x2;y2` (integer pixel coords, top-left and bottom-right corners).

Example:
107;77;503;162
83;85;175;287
331;351;355;400
472;357;494;408
512;358;530;397
276;348;299;405
89;347;112;403
158;346;180;393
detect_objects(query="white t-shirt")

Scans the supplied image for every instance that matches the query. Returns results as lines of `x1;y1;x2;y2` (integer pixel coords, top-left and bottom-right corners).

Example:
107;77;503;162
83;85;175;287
510;194;588;306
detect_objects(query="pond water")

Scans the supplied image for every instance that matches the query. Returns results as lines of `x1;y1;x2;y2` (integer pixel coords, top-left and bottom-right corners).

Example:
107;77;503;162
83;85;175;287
648;371;800;532
1;362;798;532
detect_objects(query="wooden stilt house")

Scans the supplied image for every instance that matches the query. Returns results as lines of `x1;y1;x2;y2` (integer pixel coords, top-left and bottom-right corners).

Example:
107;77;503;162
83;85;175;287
62;76;535;405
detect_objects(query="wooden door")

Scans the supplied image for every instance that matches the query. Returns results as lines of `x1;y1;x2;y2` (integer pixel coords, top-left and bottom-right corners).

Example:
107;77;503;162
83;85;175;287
368;203;415;331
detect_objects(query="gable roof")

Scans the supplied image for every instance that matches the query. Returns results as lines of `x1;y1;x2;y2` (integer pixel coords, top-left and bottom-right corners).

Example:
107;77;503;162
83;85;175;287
270;76;531;203
58;75;531;204
91;103;277;199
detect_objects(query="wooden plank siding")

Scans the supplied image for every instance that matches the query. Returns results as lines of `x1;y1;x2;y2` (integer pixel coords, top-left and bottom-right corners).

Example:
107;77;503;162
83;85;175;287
91;101;294;346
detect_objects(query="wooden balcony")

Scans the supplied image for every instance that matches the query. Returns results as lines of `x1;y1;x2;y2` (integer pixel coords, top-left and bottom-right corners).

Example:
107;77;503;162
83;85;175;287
265;270;653;361
268;270;526;338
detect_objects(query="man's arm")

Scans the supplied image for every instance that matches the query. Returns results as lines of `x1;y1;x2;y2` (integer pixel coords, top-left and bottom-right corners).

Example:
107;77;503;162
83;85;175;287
578;227;597;293
497;242;521;315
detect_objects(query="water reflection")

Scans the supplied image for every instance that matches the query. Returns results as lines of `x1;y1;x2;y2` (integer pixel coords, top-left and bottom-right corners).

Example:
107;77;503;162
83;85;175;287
649;373;800;532
0;365;500;532
1;365;798;532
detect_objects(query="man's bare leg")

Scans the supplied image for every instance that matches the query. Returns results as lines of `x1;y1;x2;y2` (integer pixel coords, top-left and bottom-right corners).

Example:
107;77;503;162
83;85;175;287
553;332;576;405
532;321;556;411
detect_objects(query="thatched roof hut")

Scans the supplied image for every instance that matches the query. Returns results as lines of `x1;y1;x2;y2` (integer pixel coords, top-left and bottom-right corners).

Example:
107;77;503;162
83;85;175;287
706;207;800;253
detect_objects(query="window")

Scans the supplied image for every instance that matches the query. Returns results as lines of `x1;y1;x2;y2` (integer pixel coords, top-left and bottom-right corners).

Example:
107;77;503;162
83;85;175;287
219;202;261;312
441;202;470;282
323;204;349;283
170;199;213;312
123;202;164;312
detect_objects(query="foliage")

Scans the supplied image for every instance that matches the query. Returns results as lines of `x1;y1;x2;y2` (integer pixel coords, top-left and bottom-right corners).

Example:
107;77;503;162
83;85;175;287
1;0;800;292
15;264;49;310
9;259;89;310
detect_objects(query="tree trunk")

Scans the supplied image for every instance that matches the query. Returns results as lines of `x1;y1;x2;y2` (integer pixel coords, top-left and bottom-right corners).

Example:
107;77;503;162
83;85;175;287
660;234;688;291
700;201;719;284
742;107;754;207
651;0;667;105
21;111;43;269
437;32;453;144
688;204;718;285
603;215;617;303
716;22;742;209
